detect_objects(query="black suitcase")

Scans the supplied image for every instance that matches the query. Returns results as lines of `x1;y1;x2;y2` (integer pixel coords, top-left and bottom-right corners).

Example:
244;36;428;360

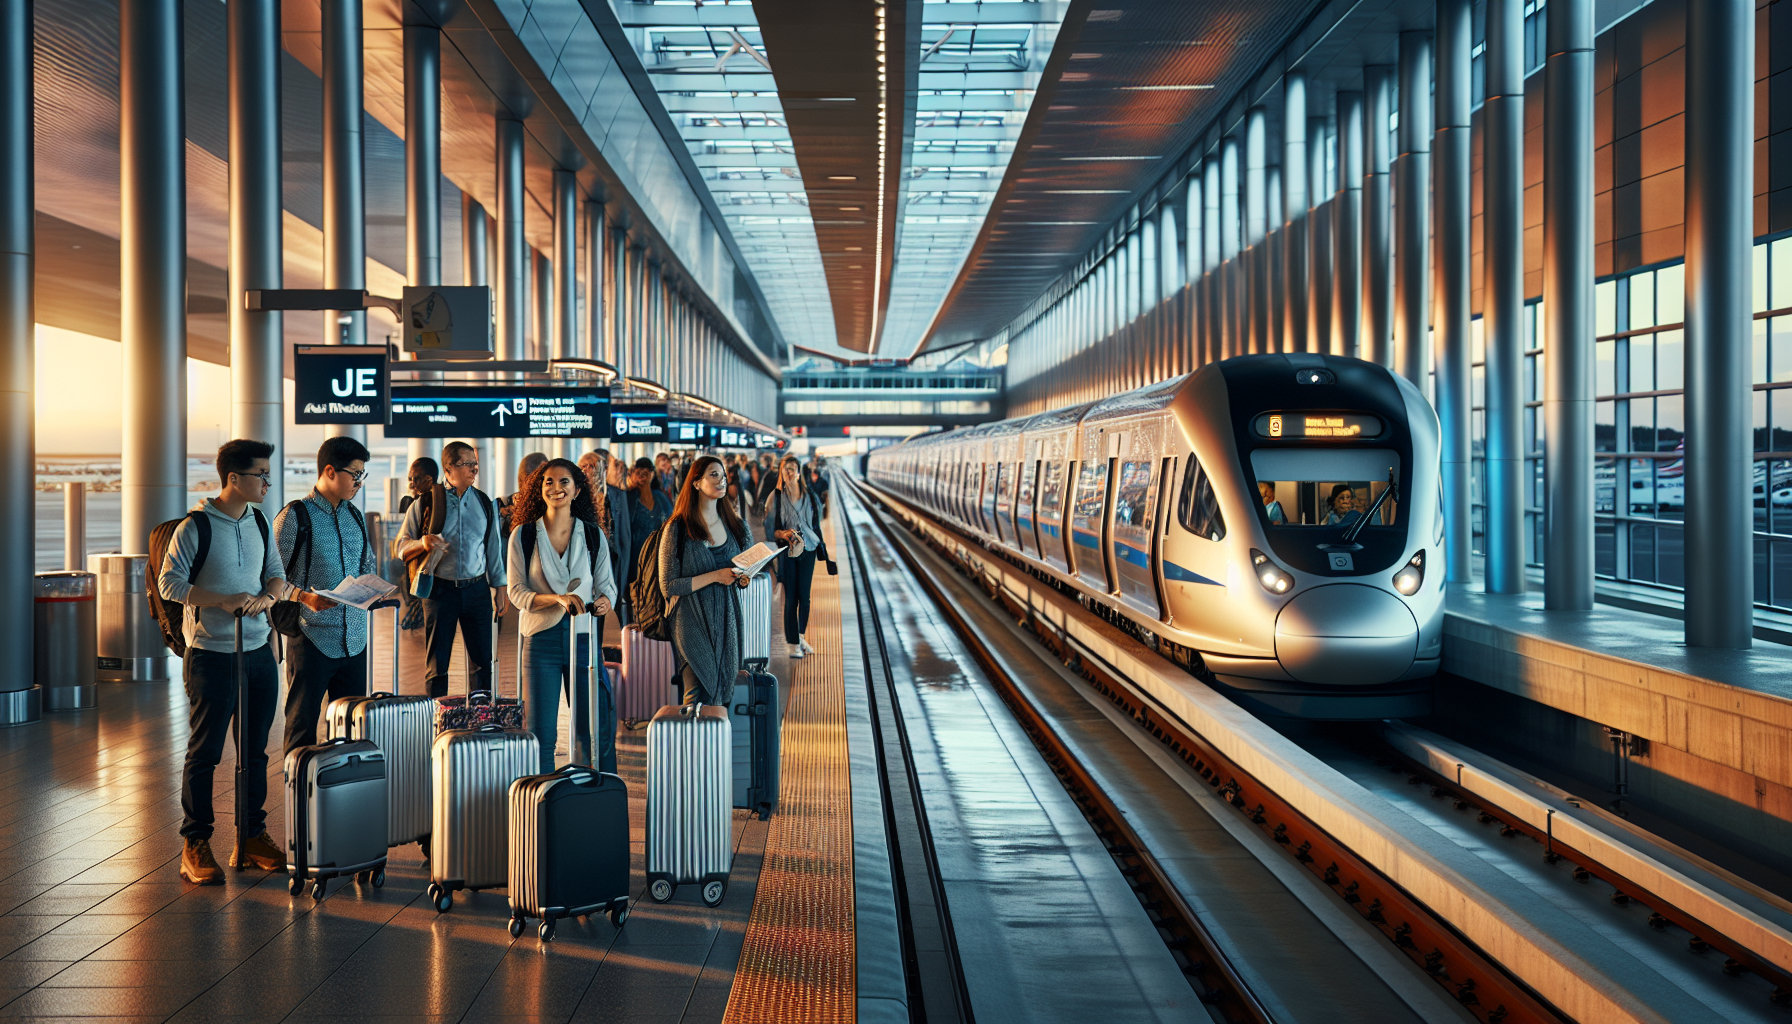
507;764;631;940
731;659;780;821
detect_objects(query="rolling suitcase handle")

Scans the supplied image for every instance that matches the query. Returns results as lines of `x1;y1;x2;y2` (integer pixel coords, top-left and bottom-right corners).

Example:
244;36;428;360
586;601;604;768
232;610;248;873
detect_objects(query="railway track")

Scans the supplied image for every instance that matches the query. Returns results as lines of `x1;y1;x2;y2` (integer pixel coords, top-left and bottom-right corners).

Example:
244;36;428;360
847;473;1792;1023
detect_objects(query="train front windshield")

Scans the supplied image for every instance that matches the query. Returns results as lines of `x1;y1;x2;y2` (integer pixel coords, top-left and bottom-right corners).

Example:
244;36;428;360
1249;449;1402;529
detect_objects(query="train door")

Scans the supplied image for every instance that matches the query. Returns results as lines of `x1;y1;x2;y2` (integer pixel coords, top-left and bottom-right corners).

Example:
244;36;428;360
965;462;982;530
1014;458;1038;558
978;462;997;536
1111;456;1161;616
1038;458;1072;575
1070;459;1111;592
992;461;1014;546
1151;456;1176;623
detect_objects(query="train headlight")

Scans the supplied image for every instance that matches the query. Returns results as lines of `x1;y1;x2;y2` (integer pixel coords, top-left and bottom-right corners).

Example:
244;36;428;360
1250;549;1294;595
1392;550;1426;596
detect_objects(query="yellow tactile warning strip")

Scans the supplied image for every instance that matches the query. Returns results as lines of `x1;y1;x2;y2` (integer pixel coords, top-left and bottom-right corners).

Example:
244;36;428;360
723;514;856;1024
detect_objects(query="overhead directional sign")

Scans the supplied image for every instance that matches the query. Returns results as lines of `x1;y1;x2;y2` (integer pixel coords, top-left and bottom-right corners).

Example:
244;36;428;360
384;384;611;438
668;419;707;445
610;404;668;442
293;345;390;424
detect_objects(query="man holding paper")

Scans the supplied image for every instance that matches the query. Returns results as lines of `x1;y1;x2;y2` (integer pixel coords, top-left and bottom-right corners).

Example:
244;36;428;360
274;437;380;755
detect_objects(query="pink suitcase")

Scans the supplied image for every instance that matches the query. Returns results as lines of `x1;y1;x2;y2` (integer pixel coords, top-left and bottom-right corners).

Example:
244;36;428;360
618;626;677;725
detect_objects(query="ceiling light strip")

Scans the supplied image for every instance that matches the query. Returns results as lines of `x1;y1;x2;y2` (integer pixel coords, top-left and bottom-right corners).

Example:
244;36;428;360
869;0;889;353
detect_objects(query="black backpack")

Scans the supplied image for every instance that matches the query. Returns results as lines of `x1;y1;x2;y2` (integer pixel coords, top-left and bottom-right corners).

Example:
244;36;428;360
270;498;370;637
146;507;270;658
518;519;603;592
629;519;679;641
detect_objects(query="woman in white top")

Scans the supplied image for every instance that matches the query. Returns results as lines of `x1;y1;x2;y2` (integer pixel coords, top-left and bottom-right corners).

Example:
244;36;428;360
507;459;617;774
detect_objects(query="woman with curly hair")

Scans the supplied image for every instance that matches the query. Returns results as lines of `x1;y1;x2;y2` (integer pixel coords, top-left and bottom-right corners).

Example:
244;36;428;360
507;458;617;773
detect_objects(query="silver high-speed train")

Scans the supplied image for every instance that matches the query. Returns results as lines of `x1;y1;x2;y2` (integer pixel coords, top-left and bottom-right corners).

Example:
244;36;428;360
864;353;1444;720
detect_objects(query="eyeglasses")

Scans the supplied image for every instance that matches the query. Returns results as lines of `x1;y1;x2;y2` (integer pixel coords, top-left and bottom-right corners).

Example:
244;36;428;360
451;461;480;472
236;471;271;486
343;468;367;485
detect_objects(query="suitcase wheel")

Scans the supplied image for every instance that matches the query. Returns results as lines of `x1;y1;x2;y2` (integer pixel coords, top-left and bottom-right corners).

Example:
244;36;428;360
288;875;303;897
702;881;725;908
508;916;524;939
649;879;674;903
311;879;327;902
609;901;629;928
428;884;453;913
357;868;384;889
539;918;556;942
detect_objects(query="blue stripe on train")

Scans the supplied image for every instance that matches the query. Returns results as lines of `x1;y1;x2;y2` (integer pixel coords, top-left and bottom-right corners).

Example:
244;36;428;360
1072;531;1100;549
1113;543;1150;569
1163;560;1222;586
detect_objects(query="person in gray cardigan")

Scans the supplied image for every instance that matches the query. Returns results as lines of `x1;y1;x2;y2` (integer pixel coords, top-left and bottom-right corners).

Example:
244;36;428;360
659;455;752;706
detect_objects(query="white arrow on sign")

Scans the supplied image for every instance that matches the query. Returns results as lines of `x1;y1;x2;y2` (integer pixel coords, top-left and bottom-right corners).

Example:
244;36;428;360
491;403;510;426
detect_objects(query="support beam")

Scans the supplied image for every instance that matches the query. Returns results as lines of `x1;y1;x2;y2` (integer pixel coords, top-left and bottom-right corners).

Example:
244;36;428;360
322;0;365;447
229;0;283;512
462;195;489;474
1202;158;1221;365
1308;116;1332;354
1543;0;1596;611
494;119;525;500
1484;0;1527;594
1684;0;1756;646
553;170;578;460
1363;66;1394;368
1267;167;1283;353
120;0;186;569
404;23;440;466
1220;138;1241;360
584;202;604;365
1283;72;1309;356
1245;107;1268;354
1394;33;1432;387
0;0;35;714
1334;91;1364;359
1184;167;1205;366
1436;0;1473;585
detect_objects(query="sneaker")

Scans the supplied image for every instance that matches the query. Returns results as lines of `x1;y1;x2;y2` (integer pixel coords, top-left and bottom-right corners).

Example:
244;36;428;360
181;838;224;886
789;643;806;659
800;637;814;654
230;830;285;872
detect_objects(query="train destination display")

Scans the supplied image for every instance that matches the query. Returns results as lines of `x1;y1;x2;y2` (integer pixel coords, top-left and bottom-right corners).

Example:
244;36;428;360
1253;412;1385;440
386;384;611;438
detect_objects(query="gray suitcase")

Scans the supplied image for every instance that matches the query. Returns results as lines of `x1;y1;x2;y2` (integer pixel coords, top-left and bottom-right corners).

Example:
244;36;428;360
428;724;539;912
731;663;779;820
326;692;433;858
646;703;733;906
283;737;388;901
737;573;775;663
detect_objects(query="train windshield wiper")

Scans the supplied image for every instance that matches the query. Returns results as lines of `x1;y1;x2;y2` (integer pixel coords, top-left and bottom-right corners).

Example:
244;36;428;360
1340;469;1397;545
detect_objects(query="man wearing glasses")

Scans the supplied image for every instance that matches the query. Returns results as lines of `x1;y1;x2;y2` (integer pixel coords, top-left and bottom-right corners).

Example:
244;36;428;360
274;437;378;755
395;440;509;698
156;439;290;884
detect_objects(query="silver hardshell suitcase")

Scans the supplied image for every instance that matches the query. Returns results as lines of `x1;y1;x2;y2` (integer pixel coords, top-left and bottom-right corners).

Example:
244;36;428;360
428;724;539;912
619;626;677;724
283;738;388;901
326;692;433;857
737;574;774;663
645;704;732;906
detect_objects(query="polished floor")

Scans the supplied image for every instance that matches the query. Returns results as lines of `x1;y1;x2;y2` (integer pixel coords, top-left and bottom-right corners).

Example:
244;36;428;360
0;634;793;1023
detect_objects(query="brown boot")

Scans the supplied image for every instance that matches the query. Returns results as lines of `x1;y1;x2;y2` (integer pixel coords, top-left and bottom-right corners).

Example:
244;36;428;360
229;830;285;872
180;838;224;885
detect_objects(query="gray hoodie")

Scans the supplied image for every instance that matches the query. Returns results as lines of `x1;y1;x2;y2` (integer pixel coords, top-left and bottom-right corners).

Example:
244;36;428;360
157;498;286;654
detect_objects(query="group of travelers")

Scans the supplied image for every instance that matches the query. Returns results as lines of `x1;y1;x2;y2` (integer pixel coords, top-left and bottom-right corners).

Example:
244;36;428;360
160;435;832;887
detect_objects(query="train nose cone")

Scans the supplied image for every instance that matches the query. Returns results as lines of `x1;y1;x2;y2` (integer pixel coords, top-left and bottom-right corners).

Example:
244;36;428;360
1275;584;1418;685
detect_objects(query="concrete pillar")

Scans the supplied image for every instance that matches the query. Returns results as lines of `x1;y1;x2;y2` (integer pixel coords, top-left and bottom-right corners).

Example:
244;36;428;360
0;0;35;714
1436;0;1474;584
229;0;284;512
1334;91;1363;358
120;0;187;564
1542;0;1596;611
494;119;525;498
1308;116;1332;353
1245;108;1267;354
322;0;366;445
1284;73;1309;355
608;226;626;372
1220;137;1241;359
1160;204;1180;300
462;195;490;473
1363;66;1394;367
1202;158;1221;364
1184;169;1204;366
1394;33;1432;387
1484;0;1527;594
404;24;441;467
584;202;603;363
1684;0;1756;646
1267;166;1283;352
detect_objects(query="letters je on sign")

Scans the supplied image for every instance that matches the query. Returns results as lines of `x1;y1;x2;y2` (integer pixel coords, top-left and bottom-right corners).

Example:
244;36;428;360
331;368;379;398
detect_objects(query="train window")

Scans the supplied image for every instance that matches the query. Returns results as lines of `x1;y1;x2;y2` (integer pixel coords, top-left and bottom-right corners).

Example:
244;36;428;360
1072;462;1109;526
1247;449;1401;527
1039;460;1067;520
1177;459;1227;542
1114;461;1154;529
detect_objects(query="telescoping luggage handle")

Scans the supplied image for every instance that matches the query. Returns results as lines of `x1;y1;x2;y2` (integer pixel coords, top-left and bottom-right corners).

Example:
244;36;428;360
232;610;248;872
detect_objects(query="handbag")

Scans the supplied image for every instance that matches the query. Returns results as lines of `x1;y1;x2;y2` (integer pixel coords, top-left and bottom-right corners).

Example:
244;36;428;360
817;539;837;576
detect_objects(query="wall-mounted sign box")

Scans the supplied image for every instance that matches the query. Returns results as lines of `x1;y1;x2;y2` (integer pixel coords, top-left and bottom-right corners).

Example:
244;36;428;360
293;345;390;424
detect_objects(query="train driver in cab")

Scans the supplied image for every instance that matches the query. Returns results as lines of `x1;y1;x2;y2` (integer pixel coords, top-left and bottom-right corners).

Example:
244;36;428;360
1324;484;1362;527
1257;481;1287;525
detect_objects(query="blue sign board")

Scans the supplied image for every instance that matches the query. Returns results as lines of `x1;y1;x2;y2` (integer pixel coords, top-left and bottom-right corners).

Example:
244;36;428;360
385;384;611;438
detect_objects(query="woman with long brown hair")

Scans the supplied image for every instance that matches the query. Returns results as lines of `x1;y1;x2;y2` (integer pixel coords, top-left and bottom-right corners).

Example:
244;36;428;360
764;454;823;658
507;458;617;773
659;454;753;705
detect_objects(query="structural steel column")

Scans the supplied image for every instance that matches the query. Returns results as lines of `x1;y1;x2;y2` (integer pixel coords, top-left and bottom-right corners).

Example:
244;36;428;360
1484;0;1527;594
1684;0;1756;646
1220;138;1241;360
1203;158;1220;365
1363;66;1394;368
1244;108;1268;354
552;170;577;458
584;202;603;363
322;0;365;445
229;0;283;512
1334;91;1363;358
1284;73;1308;355
1184;169;1204;366
1268;167;1283;353
1436;0;1473;584
0;0;35;712
608;226;625;371
404;24;440;466
494;119;525;498
1394;33;1432;387
1308;116;1332;354
1542;0;1596;610
462;195;489;465
120;0;187;566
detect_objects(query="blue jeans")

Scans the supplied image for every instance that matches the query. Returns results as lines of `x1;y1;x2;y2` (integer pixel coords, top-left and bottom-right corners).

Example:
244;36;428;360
519;620;615;775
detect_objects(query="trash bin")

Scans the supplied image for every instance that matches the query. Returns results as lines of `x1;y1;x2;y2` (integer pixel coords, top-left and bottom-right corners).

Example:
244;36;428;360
35;572;97;711
95;554;173;682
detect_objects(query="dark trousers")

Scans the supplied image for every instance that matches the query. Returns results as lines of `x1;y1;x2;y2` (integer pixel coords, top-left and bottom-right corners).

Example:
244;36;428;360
520;621;616;775
181;644;280;840
421;582;493;698
283;634;367;756
779;550;818;644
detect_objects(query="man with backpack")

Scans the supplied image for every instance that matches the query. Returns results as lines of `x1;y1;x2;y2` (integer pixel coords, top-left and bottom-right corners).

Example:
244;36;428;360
154;439;290;885
274;437;378;755
394;440;509;698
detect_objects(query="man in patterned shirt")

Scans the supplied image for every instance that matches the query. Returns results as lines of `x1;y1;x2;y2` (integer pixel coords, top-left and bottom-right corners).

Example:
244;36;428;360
274;436;378;754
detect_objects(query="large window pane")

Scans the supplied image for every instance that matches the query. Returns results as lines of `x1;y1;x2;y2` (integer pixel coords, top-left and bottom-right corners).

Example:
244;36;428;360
1758;390;1771;453
1596;519;1616;577
1657;525;1685;586
1596;400;1616;451
1658;329;1684;390
1628;457;1654;515
1596;456;1616;513
1756;316;1770;384
1772;459;1792;534
1757;535;1771;608
1775;540;1792;610
1631;523;1656;581
1597;339;1615;396
1597;280;1617;337
1630;335;1654;393
1631;271;1656;328
1657;393;1684;452
1658;264;1685;324
1773;390;1792;453
1628;398;1654;453
1774;317;1792;382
